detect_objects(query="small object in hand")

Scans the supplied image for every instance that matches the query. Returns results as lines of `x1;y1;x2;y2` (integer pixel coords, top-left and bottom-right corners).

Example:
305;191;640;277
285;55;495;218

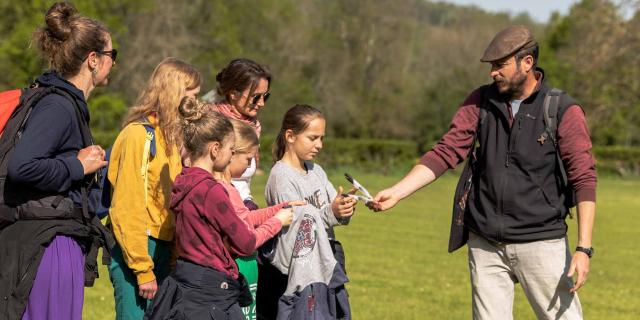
344;173;374;204
342;193;370;203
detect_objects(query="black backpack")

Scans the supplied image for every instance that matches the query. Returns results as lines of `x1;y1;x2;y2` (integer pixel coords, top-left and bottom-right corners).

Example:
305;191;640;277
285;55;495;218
0;83;93;228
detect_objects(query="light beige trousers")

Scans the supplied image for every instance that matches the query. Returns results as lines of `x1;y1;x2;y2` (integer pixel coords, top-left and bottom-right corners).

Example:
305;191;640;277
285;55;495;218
467;232;583;320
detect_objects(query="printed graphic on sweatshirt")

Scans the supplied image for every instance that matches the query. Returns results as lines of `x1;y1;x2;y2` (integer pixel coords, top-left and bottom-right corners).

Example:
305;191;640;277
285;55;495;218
293;213;317;258
305;189;325;210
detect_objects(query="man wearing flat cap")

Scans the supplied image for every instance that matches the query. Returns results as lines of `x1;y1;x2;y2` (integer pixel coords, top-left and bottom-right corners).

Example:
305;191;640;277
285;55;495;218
370;25;596;319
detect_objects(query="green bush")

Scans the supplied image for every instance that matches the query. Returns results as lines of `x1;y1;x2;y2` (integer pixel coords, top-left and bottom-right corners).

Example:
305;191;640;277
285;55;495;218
88;92;129;148
593;146;640;176
259;135;418;174
259;135;640;178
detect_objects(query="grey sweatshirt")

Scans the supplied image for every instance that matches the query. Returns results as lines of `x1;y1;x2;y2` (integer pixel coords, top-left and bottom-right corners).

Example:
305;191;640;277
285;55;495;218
265;160;350;296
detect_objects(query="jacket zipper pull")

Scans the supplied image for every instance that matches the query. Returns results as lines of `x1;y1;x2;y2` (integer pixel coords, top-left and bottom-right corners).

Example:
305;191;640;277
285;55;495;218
505;150;510;167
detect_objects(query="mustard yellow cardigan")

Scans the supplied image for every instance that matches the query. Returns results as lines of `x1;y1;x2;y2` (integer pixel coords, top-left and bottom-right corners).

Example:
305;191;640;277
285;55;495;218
108;117;181;285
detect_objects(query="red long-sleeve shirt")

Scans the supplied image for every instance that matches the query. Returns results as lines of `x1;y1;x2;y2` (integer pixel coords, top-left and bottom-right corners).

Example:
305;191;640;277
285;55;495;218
170;167;257;279
420;79;597;203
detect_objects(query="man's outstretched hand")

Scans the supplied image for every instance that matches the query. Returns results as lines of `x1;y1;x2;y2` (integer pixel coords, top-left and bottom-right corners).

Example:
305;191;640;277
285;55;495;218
366;188;400;212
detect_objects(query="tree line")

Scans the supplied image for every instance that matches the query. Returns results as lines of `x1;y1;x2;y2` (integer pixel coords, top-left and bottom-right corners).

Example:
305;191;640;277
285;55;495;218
0;0;638;149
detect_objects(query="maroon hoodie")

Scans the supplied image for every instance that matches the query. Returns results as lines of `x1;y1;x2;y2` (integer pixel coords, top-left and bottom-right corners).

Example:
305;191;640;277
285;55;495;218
170;166;256;279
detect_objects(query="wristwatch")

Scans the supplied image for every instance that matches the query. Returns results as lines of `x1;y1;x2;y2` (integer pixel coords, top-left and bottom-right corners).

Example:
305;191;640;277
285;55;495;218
575;246;594;258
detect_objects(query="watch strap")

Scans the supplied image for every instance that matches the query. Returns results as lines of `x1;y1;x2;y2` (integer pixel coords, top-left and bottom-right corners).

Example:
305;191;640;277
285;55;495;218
575;246;593;258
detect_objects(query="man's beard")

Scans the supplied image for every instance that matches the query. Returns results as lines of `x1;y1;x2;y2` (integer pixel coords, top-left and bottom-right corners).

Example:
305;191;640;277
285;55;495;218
496;70;527;100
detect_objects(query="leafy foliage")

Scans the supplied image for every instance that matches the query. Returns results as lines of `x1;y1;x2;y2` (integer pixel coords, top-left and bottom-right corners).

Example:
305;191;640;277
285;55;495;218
0;0;637;152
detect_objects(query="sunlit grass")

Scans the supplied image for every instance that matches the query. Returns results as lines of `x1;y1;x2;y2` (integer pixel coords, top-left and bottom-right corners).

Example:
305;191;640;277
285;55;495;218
84;173;640;319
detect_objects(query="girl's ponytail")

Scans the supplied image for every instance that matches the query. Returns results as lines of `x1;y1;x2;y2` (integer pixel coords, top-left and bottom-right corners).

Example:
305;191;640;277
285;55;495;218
272;131;287;163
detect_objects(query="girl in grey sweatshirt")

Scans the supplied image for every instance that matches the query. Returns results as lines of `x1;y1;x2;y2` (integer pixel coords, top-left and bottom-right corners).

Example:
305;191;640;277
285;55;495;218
262;104;356;320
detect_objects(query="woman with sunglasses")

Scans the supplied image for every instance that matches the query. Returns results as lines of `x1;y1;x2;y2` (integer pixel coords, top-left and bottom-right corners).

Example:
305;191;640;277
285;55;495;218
205;58;271;208
203;58;271;320
0;2;114;319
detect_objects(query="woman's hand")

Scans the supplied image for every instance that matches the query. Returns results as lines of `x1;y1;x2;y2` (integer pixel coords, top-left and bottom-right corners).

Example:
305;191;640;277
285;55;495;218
331;186;357;219
77;145;107;175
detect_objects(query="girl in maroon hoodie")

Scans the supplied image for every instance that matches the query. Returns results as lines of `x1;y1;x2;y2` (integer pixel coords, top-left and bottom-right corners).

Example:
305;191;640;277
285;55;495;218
146;97;258;320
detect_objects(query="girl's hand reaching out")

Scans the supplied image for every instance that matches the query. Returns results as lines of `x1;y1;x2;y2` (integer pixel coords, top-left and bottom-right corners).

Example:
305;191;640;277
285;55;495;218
275;207;294;226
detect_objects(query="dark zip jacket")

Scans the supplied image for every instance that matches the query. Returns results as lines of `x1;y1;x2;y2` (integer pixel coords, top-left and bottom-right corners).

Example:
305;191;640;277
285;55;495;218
145;259;252;320
424;69;596;243
6;70;93;211
0;71;114;319
465;79;579;242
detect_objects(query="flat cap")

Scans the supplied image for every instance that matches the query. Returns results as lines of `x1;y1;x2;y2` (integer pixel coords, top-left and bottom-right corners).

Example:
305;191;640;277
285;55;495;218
481;25;537;62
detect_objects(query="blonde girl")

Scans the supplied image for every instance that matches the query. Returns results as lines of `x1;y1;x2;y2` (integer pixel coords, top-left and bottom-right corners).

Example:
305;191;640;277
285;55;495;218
107;58;201;319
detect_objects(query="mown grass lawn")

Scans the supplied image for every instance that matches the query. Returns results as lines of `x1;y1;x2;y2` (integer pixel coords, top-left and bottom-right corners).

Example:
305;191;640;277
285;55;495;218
84;172;640;319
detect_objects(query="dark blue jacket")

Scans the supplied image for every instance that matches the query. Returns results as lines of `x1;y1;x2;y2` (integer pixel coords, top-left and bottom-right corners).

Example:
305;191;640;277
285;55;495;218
7;71;93;210
145;259;253;320
0;71;114;319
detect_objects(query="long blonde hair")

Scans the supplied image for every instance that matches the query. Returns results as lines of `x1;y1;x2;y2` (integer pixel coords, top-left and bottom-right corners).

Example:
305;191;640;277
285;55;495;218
124;58;202;154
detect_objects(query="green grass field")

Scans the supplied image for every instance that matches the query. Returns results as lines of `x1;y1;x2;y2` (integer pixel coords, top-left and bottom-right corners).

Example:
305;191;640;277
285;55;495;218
84;173;640;319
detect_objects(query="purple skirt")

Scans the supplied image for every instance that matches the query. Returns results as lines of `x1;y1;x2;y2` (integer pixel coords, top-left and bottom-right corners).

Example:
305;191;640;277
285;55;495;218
22;235;85;320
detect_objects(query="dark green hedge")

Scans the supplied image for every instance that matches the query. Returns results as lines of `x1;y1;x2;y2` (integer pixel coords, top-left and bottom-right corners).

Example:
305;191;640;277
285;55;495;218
259;135;418;174
593;146;640;176
259;136;640;176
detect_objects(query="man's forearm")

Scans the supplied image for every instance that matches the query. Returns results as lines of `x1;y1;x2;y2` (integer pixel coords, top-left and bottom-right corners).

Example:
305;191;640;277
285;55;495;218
391;164;437;199
576;201;596;247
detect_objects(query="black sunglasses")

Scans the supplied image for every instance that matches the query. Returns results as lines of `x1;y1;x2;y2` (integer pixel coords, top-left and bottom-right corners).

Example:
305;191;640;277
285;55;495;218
250;91;270;105
97;49;118;63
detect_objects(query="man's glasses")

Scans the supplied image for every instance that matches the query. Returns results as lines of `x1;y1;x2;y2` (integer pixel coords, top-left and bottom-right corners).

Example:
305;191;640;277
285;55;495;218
97;49;118;63
250;91;270;105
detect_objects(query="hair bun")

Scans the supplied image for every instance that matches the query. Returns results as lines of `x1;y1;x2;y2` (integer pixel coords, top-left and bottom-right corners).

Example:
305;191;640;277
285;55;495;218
178;96;206;123
44;2;78;41
215;69;225;82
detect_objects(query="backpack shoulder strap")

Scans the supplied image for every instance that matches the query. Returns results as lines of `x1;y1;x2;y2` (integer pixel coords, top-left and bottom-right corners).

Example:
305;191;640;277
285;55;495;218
542;88;569;188
49;88;97;221
140;119;156;212
50;88;93;147
472;86;490;154
142;122;156;158
543;88;563;146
